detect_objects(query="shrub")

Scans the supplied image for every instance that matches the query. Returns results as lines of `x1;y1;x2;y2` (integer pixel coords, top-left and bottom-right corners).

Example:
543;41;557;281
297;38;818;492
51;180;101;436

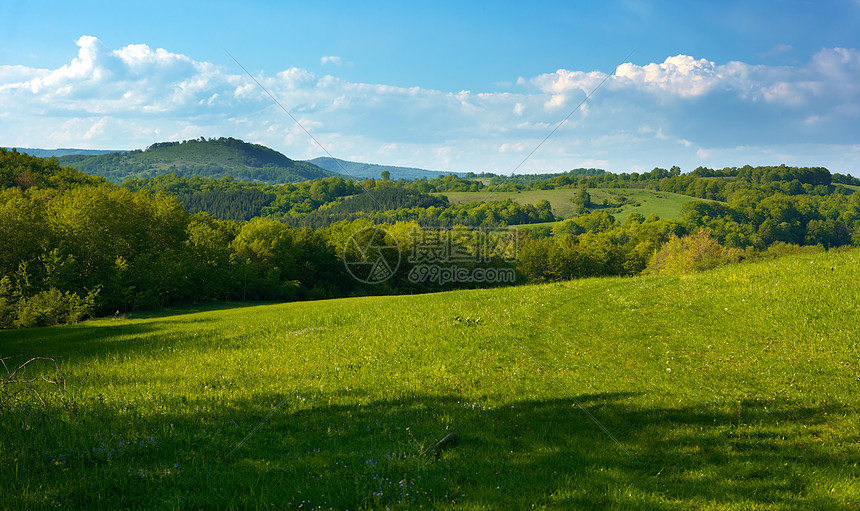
13;288;98;329
646;229;743;275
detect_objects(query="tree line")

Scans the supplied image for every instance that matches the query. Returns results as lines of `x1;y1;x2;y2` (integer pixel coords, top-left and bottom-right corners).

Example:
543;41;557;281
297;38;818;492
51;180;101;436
2;147;859;329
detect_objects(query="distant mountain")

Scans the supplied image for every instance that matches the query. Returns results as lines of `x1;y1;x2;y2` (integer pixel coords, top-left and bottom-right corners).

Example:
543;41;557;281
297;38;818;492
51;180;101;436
307;157;466;180
7;147;122;158
55;137;336;184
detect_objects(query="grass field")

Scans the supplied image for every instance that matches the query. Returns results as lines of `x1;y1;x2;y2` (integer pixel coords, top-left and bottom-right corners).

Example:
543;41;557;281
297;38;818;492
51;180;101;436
438;188;713;222
2;250;859;509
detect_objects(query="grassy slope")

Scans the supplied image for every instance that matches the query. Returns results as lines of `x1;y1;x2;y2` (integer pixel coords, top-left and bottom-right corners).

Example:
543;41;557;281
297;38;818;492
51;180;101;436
1;250;859;509
439;188;712;222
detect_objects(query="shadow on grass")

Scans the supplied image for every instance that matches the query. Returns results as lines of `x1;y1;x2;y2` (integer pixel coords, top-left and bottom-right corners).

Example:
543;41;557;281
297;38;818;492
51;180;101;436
0;321;163;359
0;301;280;362
117;300;275;321
3;390;856;509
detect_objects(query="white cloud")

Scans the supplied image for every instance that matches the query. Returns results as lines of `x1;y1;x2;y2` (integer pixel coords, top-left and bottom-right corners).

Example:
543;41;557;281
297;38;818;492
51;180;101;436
1;35;239;117
616;55;721;97
499;142;526;153
0;64;49;86
525;49;860;114
320;56;343;66
1;36;859;176
83;116;110;139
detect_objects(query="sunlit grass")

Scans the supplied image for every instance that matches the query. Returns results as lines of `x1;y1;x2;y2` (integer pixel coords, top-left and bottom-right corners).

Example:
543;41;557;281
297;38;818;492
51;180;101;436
1;249;859;509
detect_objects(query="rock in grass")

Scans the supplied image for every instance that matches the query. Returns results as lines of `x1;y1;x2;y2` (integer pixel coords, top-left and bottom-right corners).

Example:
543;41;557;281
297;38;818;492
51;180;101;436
431;432;459;458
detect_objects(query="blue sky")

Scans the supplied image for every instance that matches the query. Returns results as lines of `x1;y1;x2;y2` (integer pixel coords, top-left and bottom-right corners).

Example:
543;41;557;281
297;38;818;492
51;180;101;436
2;0;859;175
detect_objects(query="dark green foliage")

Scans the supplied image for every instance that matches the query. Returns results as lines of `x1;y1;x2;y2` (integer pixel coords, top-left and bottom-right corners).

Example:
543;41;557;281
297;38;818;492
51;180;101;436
58;137;336;184
736;164;831;186
570;187;592;214
292;187;448;228
832;172;860;186
404;174;485;193
554;211;616;235
124;174;364;220
488;168;606;190
517;212;687;281
2;285;98;329
330;187;448;213
176;189;274;222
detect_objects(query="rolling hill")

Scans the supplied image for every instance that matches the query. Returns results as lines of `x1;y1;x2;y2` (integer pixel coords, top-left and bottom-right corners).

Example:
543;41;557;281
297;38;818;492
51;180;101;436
55;137;337;184
308;156;466;180
1;249;857;508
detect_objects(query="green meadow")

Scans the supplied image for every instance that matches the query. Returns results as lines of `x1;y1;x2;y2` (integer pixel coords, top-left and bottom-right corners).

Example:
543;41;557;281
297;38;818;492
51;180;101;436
439;188;712;222
2;249;859;509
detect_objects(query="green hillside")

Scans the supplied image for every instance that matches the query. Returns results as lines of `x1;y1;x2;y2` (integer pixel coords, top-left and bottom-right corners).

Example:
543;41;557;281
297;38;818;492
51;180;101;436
2;249;858;509
440;187;714;221
57;137;337;184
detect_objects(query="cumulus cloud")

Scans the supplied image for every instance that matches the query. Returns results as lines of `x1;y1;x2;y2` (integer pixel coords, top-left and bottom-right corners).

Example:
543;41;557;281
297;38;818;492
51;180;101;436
529;49;860;111
0;36;858;175
1;35;240;116
615;55;721;97
0;64;49;85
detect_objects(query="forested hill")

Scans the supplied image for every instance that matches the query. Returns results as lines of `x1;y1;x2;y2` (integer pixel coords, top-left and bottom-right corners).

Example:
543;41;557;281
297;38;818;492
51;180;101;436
307;157;466;180
56;137;337;184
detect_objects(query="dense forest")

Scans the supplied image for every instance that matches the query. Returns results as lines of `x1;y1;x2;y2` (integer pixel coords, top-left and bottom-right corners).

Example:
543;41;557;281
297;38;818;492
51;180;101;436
1;146;859;329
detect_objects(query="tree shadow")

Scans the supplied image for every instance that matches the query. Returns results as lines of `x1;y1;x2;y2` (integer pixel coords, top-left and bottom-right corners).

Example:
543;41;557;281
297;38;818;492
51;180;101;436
0;316;221;362
117;300;274;321
0;321;159;358
3;390;856;509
